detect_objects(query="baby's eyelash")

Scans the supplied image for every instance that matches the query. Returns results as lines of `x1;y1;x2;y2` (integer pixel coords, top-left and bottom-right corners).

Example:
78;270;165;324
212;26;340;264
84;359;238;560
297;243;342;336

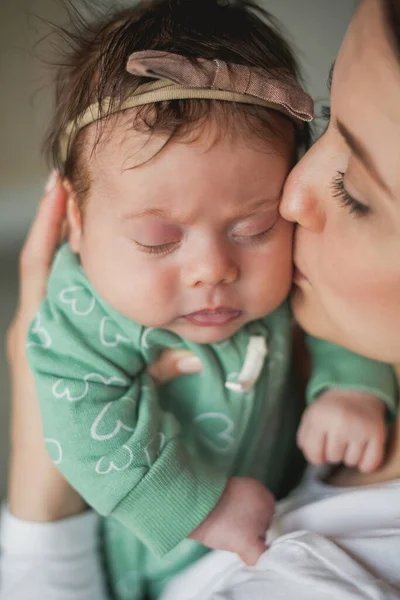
133;241;179;256
331;171;370;217
133;226;275;256
232;227;275;245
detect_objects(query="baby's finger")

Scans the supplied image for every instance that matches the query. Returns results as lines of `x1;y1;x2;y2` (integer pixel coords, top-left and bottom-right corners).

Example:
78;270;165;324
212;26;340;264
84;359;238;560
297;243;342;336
343;441;364;467
148;350;202;385
19;172;67;317
359;438;384;473
296;424;305;451
326;435;347;464
302;430;326;465
296;416;312;451
239;537;267;566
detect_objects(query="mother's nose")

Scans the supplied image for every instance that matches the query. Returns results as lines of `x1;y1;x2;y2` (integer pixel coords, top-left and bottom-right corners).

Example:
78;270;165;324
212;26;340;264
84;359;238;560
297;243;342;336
280;149;326;233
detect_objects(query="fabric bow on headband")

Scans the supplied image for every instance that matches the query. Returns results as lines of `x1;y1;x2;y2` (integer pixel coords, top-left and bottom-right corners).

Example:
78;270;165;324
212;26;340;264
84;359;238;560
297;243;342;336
60;50;314;162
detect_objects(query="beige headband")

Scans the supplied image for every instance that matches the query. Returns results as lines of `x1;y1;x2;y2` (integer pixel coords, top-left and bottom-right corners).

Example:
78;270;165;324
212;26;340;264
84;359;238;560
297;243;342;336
60;50;313;163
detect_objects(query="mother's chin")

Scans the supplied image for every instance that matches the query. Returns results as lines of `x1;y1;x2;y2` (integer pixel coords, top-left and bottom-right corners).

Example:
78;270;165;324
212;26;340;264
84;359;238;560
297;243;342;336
291;282;400;366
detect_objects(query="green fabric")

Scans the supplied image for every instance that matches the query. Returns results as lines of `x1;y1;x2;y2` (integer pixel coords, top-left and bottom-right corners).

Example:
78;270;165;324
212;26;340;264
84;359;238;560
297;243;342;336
306;336;398;418
27;243;397;598
102;520;210;599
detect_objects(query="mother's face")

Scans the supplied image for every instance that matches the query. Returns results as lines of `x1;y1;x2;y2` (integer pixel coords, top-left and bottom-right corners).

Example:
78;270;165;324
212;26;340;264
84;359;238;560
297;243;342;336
281;0;400;363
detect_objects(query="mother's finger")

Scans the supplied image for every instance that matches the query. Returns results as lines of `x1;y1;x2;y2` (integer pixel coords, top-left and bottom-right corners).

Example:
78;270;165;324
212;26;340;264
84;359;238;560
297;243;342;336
19;171;68;318
148;349;203;385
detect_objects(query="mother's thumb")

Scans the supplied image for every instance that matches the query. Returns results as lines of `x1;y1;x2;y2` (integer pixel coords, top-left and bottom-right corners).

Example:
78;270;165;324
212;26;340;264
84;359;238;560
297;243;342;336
148;350;202;384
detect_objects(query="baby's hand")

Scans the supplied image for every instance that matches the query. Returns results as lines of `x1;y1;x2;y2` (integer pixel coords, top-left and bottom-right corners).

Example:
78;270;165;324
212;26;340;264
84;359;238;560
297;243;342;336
297;389;387;473
189;477;275;565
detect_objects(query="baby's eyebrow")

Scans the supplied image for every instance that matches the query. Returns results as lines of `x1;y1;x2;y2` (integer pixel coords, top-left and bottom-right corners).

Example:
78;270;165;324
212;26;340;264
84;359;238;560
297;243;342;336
121;208;170;221
121;198;278;224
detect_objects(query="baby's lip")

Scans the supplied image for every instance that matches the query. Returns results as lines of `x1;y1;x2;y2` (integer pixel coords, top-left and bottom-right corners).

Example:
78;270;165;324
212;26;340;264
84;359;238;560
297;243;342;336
183;307;242;327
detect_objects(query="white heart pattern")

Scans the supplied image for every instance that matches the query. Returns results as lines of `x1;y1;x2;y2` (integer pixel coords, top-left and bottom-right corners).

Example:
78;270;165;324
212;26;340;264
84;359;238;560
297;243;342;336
100;317;130;348
214;339;232;349
141;327;156;350
194;412;235;455
144;432;166;467
26;313;52;349
59;286;96;316
95;444;134;475
45;438;63;465
91;397;136;441
52;373;128;402
141;327;184;350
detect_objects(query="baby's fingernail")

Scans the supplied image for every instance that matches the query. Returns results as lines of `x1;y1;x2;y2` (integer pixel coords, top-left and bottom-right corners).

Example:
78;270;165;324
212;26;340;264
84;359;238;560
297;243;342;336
177;355;203;374
45;170;58;193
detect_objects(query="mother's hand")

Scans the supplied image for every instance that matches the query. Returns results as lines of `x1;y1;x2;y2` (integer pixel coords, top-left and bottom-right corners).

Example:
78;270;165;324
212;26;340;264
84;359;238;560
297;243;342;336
6;171;202;521
6;171;87;521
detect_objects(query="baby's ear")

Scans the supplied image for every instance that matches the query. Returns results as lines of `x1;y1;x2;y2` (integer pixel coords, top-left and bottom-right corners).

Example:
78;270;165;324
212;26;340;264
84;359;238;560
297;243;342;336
65;181;82;253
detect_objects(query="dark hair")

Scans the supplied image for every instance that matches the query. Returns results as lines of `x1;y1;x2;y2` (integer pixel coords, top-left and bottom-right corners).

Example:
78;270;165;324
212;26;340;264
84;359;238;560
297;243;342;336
44;0;310;204
384;0;400;59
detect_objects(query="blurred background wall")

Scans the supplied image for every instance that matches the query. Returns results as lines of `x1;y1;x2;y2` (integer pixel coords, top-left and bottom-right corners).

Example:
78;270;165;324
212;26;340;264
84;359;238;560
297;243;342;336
0;0;358;501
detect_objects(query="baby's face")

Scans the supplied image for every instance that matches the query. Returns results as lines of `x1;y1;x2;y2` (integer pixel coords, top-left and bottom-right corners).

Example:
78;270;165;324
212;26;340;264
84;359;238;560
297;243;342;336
70;114;294;343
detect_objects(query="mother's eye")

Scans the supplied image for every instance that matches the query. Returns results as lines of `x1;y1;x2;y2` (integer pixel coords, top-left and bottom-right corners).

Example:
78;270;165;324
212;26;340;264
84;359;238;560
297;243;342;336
331;171;370;217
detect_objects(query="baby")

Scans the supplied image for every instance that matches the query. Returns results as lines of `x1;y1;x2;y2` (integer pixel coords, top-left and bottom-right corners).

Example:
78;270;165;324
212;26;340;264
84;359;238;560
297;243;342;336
27;0;396;598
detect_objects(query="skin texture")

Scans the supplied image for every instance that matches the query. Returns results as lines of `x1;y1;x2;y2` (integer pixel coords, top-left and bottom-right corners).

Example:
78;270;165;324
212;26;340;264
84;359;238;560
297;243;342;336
68;115;295;344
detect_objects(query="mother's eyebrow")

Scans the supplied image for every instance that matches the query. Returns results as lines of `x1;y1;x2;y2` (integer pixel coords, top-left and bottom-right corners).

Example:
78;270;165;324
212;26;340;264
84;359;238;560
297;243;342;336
336;120;390;195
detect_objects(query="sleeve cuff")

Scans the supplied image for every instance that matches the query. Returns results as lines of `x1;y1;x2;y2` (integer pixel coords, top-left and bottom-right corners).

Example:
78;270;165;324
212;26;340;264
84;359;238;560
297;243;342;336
306;337;398;419
111;440;227;556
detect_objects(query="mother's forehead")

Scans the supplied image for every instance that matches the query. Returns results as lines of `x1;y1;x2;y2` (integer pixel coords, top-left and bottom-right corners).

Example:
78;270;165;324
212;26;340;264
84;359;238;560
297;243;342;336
334;0;400;118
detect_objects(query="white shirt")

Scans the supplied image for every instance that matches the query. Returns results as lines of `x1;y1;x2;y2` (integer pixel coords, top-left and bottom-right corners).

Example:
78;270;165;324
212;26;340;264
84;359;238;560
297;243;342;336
1;469;400;600
161;469;400;600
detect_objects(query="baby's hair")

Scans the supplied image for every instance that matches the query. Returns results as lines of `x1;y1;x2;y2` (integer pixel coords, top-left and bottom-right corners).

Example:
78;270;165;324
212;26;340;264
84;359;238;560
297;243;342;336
44;0;311;205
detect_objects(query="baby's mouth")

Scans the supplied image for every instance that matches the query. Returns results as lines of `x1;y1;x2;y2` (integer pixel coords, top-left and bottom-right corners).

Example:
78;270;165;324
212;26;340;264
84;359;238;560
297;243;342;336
183;307;242;327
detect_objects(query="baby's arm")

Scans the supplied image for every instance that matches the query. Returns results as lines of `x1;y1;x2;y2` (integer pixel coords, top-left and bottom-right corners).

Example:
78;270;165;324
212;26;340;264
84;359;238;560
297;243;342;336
299;336;398;472
28;317;222;556
27;291;272;563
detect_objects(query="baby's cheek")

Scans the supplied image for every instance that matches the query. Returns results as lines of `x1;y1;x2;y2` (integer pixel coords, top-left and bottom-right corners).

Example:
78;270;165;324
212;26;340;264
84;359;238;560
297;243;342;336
118;266;179;325
249;240;293;316
268;223;293;294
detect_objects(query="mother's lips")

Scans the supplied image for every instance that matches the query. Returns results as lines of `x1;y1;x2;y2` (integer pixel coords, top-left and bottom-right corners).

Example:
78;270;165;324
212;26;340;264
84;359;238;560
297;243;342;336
293;264;308;284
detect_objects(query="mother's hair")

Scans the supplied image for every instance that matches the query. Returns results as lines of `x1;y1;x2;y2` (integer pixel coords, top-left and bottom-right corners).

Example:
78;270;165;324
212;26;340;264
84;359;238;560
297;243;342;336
384;0;400;57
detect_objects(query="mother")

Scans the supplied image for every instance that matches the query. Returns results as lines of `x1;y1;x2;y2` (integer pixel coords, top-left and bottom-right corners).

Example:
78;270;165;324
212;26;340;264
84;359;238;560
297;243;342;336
2;0;400;598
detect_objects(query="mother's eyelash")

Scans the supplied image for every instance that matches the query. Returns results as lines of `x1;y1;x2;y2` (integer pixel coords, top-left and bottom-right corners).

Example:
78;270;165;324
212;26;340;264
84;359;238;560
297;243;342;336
331;171;370;217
